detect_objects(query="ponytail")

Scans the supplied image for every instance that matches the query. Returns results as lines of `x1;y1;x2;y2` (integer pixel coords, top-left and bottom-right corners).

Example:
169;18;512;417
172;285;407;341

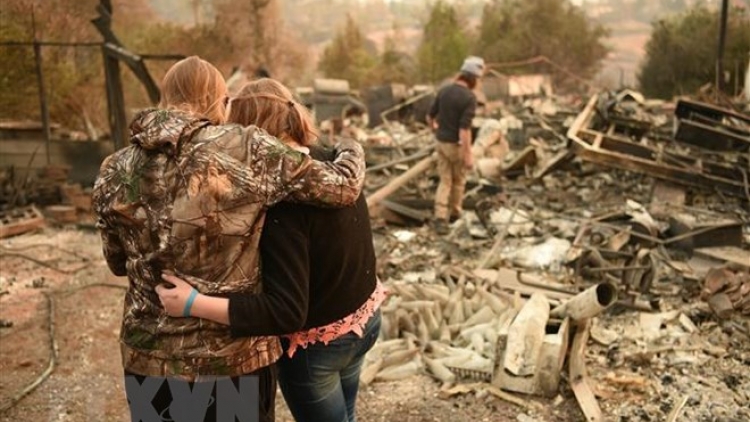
286;100;317;146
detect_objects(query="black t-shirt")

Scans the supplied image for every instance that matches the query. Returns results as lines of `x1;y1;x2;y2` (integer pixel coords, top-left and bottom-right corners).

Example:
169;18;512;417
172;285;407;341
428;83;477;143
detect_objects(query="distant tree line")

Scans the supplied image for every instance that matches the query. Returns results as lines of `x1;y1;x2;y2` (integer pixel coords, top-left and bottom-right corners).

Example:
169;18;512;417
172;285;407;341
4;0;743;136
638;5;750;99
319;0;610;89
319;0;749;99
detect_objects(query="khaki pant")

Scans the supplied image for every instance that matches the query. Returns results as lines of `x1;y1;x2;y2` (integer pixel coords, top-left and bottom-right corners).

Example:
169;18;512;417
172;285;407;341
434;142;467;221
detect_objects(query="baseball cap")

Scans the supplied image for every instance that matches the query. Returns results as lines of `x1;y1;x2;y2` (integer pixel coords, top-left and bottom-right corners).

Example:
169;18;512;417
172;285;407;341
460;56;485;77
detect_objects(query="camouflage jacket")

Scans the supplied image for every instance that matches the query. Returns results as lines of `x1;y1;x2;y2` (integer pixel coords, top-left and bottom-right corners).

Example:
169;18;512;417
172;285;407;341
92;109;364;380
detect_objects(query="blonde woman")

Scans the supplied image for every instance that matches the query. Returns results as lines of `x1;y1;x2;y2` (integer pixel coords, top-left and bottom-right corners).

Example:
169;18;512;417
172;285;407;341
157;78;385;422
93;57;365;422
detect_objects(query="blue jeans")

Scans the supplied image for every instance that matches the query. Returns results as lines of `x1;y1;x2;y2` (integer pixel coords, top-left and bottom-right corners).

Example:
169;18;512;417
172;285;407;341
277;310;381;422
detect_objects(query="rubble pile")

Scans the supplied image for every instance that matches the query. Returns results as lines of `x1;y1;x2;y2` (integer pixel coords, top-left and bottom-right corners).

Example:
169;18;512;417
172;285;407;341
0;164;94;238
702;266;750;316
361;89;750;421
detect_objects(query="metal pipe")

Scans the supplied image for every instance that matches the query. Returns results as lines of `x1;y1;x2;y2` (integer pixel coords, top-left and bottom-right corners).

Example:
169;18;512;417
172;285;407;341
550;283;618;322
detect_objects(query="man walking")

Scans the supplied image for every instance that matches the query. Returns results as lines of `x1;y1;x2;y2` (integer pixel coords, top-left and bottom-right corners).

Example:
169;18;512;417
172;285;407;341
427;56;484;234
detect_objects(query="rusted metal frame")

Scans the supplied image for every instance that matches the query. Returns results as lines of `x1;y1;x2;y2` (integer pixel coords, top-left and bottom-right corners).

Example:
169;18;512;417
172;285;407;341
675;118;750;151
573;132;744;196
674;102;750;150
578;127;723;173
572;145;745;197
675;98;750;124
568;95;746;197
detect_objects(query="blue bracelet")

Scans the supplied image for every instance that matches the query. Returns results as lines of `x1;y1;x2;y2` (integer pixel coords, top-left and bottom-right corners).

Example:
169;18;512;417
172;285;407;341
183;289;198;317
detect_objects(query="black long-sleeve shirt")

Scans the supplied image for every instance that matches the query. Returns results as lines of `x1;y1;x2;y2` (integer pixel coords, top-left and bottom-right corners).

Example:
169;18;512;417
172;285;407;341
227;149;377;338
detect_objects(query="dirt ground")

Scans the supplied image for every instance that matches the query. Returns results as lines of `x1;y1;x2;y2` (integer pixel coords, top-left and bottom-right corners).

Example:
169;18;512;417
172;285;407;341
3;228;747;422
0;228;584;422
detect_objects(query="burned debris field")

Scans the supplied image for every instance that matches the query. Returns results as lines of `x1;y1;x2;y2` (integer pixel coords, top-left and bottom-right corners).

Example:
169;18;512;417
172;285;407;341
2;89;749;422
1;1;750;422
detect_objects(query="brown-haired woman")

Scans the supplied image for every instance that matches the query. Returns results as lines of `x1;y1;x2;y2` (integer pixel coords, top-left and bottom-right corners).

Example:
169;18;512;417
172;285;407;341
93;57;366;422
157;78;385;422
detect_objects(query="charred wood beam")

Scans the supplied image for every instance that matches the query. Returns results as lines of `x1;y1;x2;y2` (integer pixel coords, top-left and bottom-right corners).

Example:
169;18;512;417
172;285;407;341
92;2;160;104
102;43;160;104
101;50;127;150
91;0;163;149
366;155;437;216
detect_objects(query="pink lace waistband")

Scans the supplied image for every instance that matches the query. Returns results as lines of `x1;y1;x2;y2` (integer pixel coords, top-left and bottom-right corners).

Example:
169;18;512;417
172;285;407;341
284;281;388;358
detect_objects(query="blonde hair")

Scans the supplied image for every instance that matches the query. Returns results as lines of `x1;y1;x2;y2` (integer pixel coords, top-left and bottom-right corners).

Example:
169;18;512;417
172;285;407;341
228;78;318;146
160;56;227;125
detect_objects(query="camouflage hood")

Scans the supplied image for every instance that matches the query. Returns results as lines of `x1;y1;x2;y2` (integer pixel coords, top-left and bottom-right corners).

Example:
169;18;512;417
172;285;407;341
129;108;209;156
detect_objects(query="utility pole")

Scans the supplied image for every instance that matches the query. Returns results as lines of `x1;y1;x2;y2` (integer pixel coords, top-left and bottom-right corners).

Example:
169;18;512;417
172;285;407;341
715;0;729;99
191;0;202;26
31;6;52;164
